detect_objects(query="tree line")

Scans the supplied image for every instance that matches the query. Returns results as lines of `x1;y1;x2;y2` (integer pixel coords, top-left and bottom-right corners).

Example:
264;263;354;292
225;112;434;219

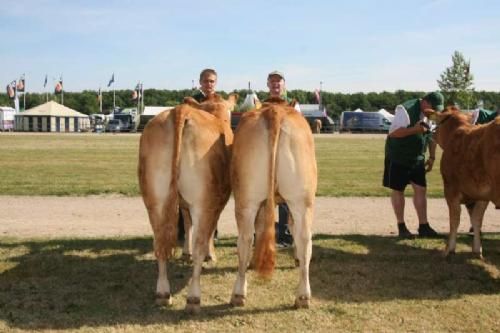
1;89;499;120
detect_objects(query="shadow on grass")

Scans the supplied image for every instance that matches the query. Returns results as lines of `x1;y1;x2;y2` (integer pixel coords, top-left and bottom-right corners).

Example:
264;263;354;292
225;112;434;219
310;234;500;303
0;234;498;330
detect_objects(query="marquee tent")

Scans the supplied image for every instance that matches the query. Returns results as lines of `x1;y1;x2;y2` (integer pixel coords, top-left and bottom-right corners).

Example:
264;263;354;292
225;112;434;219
15;101;90;132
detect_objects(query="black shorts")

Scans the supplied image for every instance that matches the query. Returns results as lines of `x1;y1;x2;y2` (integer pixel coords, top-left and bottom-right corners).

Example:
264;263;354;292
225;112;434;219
383;157;426;191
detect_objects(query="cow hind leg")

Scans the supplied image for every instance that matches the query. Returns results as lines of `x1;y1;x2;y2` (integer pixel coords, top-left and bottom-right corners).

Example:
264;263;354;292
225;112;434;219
185;208;215;314
147;204;175;306
231;204;259;307
288;202;313;309
180;207;193;262
471;201;488;258
155;261;172;306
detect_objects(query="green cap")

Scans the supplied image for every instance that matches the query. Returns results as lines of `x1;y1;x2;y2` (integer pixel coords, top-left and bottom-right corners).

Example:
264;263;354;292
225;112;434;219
423;91;444;112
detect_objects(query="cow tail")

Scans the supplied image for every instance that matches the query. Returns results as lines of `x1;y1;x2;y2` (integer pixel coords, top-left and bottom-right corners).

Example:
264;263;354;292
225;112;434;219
158;106;187;260
255;106;281;278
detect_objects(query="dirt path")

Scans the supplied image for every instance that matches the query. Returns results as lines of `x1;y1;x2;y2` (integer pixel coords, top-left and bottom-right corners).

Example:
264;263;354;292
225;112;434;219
1;195;499;238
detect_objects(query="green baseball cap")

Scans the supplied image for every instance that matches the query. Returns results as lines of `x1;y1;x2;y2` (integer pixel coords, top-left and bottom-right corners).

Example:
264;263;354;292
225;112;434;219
423;91;444;112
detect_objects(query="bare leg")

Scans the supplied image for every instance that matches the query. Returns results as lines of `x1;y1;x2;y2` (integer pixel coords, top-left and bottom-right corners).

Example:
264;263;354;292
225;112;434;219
391;190;405;223
411;183;428;225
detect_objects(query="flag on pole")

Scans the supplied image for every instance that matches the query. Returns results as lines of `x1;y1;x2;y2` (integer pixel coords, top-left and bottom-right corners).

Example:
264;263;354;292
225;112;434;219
16;74;25;92
107;73;115;87
315;89;321;105
55;77;63;94
6;81;16;99
132;83;141;100
43;74;48;88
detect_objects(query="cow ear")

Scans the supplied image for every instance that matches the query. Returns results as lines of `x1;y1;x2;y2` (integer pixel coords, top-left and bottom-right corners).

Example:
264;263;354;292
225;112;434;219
183;97;200;107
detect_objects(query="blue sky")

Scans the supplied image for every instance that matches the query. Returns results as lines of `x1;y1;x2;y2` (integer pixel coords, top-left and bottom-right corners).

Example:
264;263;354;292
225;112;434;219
2;0;499;93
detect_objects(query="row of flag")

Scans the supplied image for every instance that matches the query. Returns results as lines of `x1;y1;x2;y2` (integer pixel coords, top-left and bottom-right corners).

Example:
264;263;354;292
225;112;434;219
5;74;64;99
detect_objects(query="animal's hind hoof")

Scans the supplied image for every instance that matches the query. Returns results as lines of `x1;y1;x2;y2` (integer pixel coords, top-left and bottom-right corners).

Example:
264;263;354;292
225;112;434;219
185;297;201;314
155;293;172;306
294;296;310;309
230;294;246;307
472;252;484;260
180;253;192;263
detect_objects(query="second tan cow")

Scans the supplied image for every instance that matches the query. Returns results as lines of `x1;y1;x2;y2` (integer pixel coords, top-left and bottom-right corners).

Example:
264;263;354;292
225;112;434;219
229;98;317;309
434;106;500;257
138;94;237;313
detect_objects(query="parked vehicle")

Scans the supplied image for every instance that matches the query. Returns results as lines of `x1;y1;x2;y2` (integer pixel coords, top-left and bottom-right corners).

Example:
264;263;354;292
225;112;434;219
106;119;121;132
339;111;392;133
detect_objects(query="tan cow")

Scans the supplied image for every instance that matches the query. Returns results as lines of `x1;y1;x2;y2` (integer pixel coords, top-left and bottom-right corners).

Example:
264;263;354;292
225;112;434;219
229;98;317;309
312;119;322;133
138;94;237;313
433;106;500;257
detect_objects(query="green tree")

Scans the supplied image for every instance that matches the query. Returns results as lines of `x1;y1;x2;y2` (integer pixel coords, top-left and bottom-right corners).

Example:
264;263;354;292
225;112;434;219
437;50;474;109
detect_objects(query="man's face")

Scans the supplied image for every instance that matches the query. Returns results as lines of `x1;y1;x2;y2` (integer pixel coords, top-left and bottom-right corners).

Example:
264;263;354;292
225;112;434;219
200;73;217;96
267;75;285;97
421;99;438;120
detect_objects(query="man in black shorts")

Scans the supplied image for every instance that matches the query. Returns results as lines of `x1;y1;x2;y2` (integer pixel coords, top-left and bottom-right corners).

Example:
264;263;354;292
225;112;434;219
383;92;444;238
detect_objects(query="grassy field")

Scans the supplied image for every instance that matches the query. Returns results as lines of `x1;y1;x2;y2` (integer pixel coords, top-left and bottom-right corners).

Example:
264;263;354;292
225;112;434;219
0;133;498;332
0;235;498;332
0;133;444;197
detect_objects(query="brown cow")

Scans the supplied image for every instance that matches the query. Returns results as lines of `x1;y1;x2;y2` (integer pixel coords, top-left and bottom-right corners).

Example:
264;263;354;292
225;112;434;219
229;98;317;309
138;94;237;313
433;106;500;257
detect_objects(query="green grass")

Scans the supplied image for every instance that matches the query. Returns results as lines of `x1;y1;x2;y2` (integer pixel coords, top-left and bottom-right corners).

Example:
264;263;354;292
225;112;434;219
0;133;444;197
0;235;498;332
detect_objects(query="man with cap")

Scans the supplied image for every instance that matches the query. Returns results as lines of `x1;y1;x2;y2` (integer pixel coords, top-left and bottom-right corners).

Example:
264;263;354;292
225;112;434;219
264;70;300;247
383;91;444;238
266;70;301;112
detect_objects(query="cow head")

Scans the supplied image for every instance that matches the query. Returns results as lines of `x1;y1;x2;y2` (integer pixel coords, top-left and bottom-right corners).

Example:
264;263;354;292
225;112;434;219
433;106;471;149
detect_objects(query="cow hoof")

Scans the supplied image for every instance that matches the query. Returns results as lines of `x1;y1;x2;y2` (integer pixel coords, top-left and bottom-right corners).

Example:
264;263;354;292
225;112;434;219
204;255;217;264
294;258;300;267
181;253;192;263
472;252;483;260
230;294;246;307
185;297;201;314
294;296;310;309
155;293;172;306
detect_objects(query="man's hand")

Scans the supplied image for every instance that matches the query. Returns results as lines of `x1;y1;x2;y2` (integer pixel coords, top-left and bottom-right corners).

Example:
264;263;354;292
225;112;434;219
425;158;434;172
413;120;429;134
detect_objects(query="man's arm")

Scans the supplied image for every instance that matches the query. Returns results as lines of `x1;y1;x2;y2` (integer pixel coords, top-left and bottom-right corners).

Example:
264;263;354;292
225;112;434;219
425;139;437;172
388;105;427;138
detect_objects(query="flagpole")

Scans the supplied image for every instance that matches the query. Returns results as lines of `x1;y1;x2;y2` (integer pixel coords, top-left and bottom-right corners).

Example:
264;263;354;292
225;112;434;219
113;88;116;112
99;88;103;114
23;74;26;111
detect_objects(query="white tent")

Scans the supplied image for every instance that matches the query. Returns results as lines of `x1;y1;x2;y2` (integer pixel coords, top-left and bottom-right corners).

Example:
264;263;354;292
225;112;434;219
15;101;90;132
377;108;394;121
